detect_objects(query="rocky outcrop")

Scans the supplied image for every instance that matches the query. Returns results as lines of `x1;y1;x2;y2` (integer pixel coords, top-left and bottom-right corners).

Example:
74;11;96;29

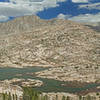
0;78;43;88
36;66;100;82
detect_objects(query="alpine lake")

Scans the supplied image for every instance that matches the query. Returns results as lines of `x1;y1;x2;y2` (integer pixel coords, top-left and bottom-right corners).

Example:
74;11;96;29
0;67;100;95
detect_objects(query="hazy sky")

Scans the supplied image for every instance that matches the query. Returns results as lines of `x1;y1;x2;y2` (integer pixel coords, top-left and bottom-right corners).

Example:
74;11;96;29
0;0;100;23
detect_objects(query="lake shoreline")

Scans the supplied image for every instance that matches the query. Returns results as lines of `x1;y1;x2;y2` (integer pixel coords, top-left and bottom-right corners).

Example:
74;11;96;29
0;67;100;100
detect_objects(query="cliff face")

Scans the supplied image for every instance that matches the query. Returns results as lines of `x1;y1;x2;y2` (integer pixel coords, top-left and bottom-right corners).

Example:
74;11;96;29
0;15;99;68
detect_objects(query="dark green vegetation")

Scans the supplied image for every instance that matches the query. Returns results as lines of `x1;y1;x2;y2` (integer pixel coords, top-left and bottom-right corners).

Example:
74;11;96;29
0;88;100;100
18;88;100;100
23;87;47;100
0;93;18;100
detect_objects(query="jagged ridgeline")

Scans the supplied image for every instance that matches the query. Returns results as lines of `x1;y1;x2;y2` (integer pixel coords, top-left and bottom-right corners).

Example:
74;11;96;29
0;15;99;68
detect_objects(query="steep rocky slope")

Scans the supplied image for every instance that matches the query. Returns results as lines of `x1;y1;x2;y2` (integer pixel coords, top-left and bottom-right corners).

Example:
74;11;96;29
0;15;99;68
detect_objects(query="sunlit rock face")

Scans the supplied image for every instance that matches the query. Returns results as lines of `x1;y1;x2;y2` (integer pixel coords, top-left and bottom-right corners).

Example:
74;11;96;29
0;15;99;69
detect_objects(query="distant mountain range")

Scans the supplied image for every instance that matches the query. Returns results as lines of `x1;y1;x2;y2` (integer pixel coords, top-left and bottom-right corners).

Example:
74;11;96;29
0;15;99;68
85;23;100;32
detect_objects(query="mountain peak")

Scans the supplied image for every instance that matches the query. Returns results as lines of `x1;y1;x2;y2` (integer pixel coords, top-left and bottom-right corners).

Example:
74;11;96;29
0;15;47;35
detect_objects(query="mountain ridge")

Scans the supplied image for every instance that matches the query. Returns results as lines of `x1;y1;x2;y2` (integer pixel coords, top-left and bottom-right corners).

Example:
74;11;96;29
0;15;99;68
